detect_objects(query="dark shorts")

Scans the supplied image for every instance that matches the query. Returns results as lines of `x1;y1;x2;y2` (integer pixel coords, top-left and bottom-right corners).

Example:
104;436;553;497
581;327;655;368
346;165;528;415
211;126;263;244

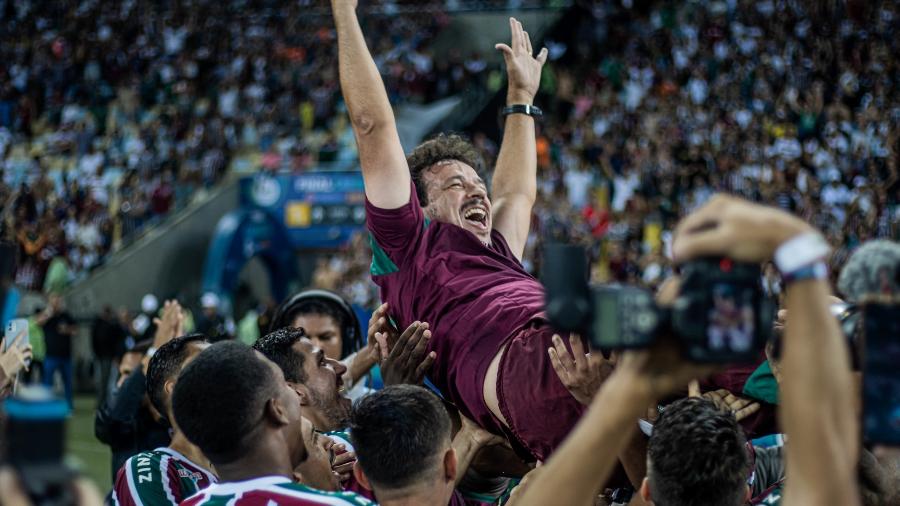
496;320;587;462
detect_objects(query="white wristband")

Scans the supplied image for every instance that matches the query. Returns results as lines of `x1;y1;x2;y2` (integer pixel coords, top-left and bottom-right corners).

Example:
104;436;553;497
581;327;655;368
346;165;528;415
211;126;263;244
773;232;831;274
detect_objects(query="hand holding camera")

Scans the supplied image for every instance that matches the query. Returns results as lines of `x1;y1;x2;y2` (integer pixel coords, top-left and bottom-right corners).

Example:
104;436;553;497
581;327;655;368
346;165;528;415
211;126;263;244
672;194;815;264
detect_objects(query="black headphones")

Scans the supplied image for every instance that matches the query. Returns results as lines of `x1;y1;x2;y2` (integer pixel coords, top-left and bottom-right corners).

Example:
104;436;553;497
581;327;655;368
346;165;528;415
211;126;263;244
269;289;362;358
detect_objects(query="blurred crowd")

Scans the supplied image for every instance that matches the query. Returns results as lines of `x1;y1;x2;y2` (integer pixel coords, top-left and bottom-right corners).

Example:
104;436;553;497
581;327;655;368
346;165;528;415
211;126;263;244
316;1;900;304
512;0;900;288
0;0;478;292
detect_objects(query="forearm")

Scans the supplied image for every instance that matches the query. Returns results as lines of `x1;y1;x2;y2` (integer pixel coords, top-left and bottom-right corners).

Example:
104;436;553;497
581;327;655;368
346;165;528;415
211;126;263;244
333;4;394;132
332;2;409;209
618;427;648;490
490;110;537;258
514;375;649;506
781;279;859;505
492;110;537;203
451;432;482;487
344;349;378;389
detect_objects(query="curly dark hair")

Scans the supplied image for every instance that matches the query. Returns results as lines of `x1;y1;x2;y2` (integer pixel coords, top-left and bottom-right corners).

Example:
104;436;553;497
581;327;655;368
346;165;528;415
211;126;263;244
406;133;485;206
648;397;750;506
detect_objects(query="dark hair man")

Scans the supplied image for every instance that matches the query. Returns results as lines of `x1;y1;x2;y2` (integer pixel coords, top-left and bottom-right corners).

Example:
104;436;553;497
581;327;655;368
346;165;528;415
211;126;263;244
173;341;371;505
350;385;457;505
350;385;503;506
269;290;383;401
253;326;352;432
646;397;751;505
332;0;579;463
509;196;860;506
113;334;215;506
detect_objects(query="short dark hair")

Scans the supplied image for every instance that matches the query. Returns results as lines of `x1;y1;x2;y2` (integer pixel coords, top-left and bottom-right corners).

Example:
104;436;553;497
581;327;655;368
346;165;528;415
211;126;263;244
350;385;451;490
146;333;209;420
253;327;308;384
648;397;749;506
172;341;280;464
407;133;485;206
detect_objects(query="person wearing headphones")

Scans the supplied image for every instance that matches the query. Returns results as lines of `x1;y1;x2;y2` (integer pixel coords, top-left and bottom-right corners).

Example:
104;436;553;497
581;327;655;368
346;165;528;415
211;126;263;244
268;289;385;400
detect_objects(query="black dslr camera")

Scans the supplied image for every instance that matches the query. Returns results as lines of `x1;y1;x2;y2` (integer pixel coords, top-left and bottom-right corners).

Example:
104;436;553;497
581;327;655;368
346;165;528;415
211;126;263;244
543;244;776;363
3;385;74;505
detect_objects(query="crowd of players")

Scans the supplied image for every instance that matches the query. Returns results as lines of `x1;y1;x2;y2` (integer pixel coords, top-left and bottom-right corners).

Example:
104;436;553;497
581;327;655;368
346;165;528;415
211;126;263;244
0;1;899;506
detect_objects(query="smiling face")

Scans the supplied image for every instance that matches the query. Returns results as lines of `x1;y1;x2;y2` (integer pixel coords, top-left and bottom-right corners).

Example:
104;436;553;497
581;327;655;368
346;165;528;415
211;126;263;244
293;338;351;431
421;160;492;245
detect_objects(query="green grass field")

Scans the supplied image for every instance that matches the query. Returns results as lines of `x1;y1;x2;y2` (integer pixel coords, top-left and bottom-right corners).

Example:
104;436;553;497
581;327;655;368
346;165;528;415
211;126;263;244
67;394;113;492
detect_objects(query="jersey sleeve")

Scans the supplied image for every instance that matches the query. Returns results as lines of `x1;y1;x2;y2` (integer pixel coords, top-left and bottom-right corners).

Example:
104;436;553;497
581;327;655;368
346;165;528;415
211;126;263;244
113;452;179;506
365;181;425;269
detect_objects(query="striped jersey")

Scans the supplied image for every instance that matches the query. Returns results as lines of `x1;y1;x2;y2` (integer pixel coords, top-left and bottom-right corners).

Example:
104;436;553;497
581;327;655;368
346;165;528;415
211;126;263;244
180;476;373;505
114;447;217;506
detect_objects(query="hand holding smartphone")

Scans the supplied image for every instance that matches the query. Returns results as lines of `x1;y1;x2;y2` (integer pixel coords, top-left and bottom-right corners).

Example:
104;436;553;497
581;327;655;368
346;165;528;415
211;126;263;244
3;318;31;367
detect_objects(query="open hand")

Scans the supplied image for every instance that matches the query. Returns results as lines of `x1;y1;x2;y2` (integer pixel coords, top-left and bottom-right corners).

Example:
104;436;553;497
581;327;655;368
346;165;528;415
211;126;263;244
548;333;613;405
152;300;185;348
377;321;436;386
495;17;548;104
689;381;760;422
367;303;397;362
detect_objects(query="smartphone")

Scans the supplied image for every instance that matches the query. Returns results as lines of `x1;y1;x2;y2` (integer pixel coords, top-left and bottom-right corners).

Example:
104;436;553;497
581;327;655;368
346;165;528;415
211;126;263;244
862;302;900;445
4;318;29;353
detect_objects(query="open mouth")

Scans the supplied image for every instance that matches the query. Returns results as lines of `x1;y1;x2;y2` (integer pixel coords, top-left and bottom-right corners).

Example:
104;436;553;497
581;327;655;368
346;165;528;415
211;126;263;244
462;205;489;230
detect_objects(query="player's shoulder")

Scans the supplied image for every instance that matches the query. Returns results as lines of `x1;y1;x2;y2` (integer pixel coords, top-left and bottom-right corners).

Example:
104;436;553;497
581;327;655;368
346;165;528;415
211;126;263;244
268;482;375;505
122;449;166;473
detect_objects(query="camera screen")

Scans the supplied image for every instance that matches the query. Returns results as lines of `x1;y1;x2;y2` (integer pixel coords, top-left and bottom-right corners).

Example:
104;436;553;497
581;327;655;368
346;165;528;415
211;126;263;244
863;303;900;445
593;291;620;348
705;283;756;354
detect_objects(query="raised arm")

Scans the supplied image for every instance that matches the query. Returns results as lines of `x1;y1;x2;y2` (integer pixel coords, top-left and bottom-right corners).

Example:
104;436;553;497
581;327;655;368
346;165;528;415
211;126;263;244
779;273;859;505
491;18;547;259
672;195;860;506
331;0;410;209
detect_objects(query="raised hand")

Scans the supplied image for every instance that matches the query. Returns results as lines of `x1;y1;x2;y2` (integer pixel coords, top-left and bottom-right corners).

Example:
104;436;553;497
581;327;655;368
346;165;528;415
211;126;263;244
673;194;815;263
702;389;761;422
495;17;548;104
152;300;185;348
548;333;613;406
367;303;397;362
377;321;436;386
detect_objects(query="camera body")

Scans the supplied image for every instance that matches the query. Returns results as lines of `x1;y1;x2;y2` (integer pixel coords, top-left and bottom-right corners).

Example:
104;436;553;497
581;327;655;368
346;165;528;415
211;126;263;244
543;245;775;363
3;385;73;505
861;301;900;445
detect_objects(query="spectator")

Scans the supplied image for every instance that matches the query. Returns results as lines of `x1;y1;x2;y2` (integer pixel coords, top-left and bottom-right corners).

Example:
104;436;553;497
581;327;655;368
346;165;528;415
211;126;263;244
195;292;231;343
36;294;77;409
91;305;126;404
